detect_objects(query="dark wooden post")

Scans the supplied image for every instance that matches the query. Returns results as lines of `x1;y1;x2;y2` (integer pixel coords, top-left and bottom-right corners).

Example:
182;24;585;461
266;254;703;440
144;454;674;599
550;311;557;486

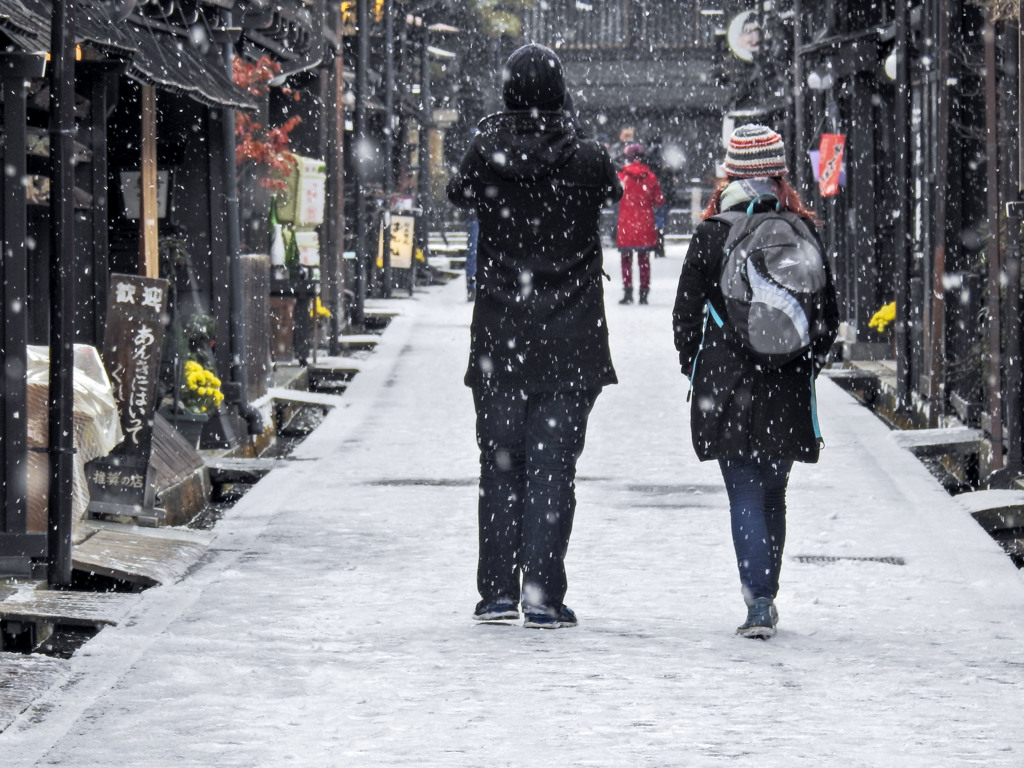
893;0;914;408
382;0;396;298
48;0;77;587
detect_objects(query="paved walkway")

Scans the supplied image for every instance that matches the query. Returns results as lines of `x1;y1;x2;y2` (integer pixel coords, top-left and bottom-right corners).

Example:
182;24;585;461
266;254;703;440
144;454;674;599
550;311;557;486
4;245;1024;767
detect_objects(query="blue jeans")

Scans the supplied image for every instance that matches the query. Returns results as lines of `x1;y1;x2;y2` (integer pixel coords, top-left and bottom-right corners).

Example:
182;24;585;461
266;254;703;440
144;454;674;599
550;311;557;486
718;457;794;603
473;387;599;612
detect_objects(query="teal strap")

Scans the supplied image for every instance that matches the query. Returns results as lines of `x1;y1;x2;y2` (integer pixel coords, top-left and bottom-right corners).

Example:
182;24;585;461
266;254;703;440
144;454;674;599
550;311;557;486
746;194;781;215
810;363;822;444
706;300;724;329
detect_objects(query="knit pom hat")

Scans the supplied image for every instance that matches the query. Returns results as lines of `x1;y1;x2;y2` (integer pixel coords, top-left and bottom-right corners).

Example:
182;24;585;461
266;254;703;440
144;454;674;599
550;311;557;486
723;124;789;178
624;143;645;161
502;44;566;111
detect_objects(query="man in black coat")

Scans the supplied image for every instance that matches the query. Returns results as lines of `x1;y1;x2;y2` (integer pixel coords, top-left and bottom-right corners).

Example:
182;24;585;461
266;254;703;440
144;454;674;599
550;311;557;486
447;43;622;629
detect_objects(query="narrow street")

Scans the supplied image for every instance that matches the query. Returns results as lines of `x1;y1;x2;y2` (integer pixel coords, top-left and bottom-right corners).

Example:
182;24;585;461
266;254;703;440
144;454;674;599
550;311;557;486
3;243;1024;767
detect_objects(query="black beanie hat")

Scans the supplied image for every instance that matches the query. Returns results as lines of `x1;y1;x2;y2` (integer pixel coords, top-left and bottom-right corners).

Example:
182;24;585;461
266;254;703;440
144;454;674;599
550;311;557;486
502;44;566;111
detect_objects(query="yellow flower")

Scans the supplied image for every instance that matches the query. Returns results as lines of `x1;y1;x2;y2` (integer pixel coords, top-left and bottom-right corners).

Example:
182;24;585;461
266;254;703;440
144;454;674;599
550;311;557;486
869;302;896;333
179;358;224;413
310;296;331;319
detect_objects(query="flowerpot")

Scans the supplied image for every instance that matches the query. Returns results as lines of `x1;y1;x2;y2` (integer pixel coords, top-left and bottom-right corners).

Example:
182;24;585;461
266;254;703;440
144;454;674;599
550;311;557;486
159;406;209;449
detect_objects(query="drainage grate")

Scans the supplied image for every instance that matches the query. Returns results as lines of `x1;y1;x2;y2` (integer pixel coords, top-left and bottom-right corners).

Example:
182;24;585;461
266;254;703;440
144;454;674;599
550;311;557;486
364;478;476;487
792;555;906;566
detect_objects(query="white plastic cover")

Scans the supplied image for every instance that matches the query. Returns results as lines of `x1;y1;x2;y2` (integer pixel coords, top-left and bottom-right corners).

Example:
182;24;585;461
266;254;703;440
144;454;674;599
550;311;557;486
25;344;123;533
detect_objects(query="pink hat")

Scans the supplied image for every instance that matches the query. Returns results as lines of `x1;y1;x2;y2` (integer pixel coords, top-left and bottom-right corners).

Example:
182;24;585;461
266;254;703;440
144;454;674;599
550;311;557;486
624;143;645;161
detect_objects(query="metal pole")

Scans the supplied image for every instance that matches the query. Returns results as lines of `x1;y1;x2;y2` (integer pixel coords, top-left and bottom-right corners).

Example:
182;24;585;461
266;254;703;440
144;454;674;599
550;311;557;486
352;0;370;327
47;0;76;587
382;0;395;298
893;0;913;408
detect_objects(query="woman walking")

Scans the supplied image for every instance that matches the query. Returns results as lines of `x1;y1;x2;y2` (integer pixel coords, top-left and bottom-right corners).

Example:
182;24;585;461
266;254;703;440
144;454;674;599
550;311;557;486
447;44;622;629
616;143;664;304
672;124;839;638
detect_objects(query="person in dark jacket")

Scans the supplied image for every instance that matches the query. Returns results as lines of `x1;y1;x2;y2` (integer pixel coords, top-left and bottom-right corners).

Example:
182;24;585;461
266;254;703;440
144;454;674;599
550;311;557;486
446;43;622;630
672;124;839;639
616;143;664;304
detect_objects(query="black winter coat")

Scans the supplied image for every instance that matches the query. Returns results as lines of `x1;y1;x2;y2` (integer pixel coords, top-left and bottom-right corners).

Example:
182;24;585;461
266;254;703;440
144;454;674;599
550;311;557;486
672;210;839;462
447;111;623;393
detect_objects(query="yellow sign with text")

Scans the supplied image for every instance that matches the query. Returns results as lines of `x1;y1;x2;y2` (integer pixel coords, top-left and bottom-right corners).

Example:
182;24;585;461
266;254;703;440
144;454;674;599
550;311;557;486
377;214;416;269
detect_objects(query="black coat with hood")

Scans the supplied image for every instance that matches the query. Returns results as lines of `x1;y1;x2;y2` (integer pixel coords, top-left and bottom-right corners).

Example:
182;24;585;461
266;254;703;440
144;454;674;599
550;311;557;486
447;110;622;393
672;194;839;463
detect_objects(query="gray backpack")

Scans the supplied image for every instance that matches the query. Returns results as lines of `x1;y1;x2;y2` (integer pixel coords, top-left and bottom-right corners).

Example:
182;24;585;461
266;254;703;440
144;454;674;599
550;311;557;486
709;200;828;367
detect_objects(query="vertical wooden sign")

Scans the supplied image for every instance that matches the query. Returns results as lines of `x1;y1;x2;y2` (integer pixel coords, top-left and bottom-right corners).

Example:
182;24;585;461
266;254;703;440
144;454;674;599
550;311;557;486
86;273;169;517
139;84;159;278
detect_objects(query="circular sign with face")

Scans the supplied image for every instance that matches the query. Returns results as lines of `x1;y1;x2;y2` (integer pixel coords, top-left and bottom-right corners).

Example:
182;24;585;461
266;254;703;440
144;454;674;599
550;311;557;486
727;10;761;63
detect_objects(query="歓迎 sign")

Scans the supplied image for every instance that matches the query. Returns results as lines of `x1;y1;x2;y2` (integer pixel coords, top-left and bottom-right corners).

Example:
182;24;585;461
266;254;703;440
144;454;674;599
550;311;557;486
86;273;170;517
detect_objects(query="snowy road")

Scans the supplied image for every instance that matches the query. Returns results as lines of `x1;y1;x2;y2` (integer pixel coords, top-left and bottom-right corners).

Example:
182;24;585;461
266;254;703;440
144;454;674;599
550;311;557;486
4;244;1024;767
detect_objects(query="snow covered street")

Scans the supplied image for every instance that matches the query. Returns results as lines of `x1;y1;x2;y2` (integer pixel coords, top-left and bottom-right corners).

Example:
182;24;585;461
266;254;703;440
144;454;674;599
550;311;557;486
4;243;1024;767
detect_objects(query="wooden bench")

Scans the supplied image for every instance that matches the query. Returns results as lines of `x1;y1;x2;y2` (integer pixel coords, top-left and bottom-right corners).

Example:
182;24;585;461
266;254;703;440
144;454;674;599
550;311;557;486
71;525;211;589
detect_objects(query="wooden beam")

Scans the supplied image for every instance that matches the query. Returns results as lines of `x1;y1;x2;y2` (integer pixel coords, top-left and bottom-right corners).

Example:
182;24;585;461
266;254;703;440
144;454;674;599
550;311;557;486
139;85;159;278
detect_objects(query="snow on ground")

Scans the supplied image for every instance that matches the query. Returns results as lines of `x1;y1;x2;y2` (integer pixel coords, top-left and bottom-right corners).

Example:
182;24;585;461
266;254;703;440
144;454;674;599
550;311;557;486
3;243;1024;767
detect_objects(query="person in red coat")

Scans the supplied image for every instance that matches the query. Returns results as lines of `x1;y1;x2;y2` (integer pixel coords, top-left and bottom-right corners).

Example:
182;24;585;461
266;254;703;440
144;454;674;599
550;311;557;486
616;143;664;304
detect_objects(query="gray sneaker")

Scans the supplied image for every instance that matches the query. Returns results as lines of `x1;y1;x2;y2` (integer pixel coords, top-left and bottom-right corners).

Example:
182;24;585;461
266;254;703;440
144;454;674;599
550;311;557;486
736;598;779;639
473;599;519;623
523;604;578;629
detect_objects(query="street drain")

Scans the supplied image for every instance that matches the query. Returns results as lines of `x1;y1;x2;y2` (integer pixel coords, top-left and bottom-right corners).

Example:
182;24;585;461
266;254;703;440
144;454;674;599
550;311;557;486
792;555;906;566
364;478;476;487
626;484;725;496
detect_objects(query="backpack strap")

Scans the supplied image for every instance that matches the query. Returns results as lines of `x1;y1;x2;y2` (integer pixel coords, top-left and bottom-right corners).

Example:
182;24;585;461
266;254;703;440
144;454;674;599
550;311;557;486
746;193;781;215
706;299;724;329
686;300;721;402
810;363;823;447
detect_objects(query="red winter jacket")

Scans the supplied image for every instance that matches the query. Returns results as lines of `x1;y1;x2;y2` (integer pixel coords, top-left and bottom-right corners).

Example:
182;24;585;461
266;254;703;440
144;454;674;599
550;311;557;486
616;161;664;249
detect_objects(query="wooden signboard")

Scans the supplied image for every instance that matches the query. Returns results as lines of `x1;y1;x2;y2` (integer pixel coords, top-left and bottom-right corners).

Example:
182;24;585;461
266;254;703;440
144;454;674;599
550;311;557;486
86;273;170;518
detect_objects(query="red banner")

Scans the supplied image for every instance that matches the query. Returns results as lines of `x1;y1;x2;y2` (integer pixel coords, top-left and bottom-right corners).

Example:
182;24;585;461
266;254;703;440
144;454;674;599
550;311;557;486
818;134;846;197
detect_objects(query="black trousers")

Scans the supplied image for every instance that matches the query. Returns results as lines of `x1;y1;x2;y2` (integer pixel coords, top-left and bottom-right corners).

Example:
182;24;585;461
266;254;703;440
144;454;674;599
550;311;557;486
473;387;599;613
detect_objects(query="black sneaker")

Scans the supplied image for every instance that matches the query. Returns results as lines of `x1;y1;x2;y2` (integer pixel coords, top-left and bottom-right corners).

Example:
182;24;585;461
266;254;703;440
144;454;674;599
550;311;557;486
736;598;778;639
523;605;577;629
473;599;519;622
